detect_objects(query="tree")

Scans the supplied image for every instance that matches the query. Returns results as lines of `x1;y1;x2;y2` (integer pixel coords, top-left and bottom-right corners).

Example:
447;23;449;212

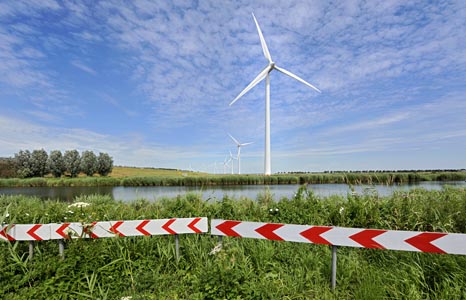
14;150;33;178
80;150;97;176
64;150;81;177
0;157;17;178
97;152;113;176
48;150;66;178
30;149;49;177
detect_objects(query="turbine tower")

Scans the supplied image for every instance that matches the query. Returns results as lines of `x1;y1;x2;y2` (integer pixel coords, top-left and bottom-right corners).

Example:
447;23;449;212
228;133;253;175
229;13;321;175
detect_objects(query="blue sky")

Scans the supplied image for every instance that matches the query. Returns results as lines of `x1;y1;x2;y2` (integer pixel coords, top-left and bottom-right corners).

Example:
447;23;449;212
1;0;466;174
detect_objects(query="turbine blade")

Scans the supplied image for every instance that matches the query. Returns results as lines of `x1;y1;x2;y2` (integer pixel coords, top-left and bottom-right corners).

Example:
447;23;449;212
275;65;321;93
230;65;271;106
228;133;240;145
229;150;237;160
252;13;272;63
240;142;254;146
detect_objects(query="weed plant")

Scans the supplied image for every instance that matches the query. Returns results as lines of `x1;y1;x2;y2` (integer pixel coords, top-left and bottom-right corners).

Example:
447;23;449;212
1;186;466;299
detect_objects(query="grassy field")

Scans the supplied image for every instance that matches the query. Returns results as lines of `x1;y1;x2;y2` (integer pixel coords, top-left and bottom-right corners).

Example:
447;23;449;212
1;186;466;299
108;166;206;178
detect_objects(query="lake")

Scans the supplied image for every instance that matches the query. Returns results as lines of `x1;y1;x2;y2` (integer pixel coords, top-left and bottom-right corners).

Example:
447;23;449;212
1;181;465;202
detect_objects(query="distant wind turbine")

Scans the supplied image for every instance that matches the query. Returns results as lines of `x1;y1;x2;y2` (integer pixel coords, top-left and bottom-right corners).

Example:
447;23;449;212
229;13;321;175
223;156;229;174
228;133;253;175
229;150;236;174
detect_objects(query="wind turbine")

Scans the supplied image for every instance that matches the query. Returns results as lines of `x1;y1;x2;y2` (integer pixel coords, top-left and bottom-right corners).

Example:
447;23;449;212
223;156;229;174
228;133;253;175
229;13;321;175
229;150;236;174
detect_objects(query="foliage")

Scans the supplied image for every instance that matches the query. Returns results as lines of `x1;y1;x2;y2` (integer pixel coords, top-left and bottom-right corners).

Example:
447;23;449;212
48;150;66;178
64;150;81;178
4;150;114;179
30;149;49;177
0;157;16;178
14;150;33;178
97;152;113;176
1;188;466;299
80;151;98;177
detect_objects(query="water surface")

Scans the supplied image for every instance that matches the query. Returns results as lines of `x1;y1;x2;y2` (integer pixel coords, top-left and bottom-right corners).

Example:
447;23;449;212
1;181;465;202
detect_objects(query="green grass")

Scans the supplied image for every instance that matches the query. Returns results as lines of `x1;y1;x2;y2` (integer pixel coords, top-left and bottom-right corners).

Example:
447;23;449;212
109;166;207;178
1;187;466;299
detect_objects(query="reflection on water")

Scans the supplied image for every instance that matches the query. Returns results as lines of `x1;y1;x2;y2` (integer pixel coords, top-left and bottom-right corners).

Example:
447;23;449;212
0;181;465;202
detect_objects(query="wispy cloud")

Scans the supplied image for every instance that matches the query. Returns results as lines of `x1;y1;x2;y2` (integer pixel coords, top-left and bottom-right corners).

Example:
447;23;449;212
99;93;138;117
323;112;412;136
71;60;97;76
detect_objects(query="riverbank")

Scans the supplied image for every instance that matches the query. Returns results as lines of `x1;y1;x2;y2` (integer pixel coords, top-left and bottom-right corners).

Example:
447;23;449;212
1;171;466;188
1;187;465;299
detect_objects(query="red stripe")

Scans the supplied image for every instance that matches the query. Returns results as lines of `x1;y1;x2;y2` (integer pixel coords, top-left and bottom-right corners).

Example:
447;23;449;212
136;220;151;236
162;219;177;235
188;218;202;233
300;226;332;245
349;229;387;249
0;224;15;241
405;232;447;254
255;223;284;241
56;223;70;239
215;220;241;237
109;221;125;237
27;224;43;241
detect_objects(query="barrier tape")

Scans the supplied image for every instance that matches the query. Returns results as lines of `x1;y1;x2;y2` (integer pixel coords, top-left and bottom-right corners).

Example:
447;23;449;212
3;218;466;256
0;217;208;241
211;219;466;255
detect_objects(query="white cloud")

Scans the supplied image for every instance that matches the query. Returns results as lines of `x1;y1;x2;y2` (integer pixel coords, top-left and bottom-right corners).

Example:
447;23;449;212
71;60;97;76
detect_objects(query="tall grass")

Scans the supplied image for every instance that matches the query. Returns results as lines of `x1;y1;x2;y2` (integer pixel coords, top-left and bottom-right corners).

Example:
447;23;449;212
1;171;466;188
1;187;466;299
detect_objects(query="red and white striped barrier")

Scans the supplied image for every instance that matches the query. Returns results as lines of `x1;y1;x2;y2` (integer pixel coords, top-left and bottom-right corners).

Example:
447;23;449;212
211;219;466;255
1;217;207;241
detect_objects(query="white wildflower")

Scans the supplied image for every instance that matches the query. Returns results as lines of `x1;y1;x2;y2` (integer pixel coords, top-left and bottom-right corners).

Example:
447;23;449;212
209;242;223;255
339;207;345;214
68;202;90;208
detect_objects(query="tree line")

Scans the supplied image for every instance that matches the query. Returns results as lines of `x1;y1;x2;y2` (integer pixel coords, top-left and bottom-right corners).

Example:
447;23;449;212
11;149;113;178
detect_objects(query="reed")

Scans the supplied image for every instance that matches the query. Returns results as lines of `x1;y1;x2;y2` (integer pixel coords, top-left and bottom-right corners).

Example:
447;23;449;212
1;171;466;188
